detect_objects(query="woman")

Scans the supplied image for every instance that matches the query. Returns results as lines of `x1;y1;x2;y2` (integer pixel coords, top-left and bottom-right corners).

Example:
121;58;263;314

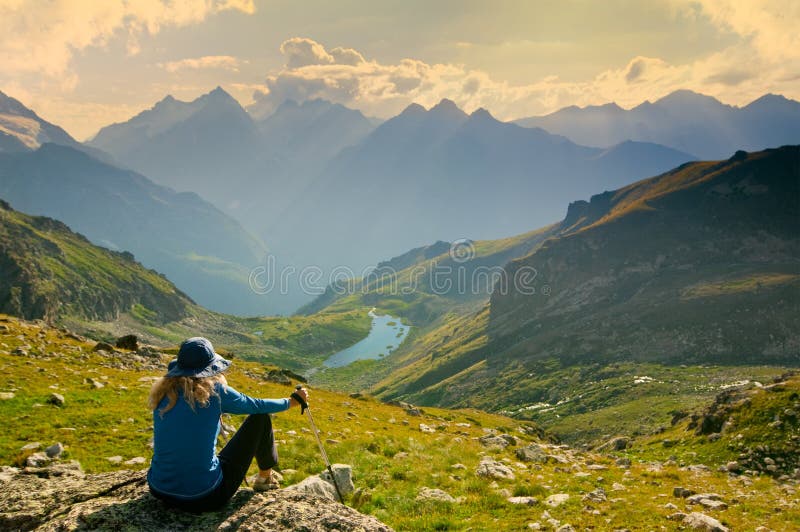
147;336;308;512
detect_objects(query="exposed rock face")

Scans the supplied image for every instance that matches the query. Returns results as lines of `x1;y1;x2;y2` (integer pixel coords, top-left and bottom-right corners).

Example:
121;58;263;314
0;466;392;531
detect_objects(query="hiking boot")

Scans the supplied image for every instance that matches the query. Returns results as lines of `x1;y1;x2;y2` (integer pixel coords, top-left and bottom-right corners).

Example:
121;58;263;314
251;470;282;492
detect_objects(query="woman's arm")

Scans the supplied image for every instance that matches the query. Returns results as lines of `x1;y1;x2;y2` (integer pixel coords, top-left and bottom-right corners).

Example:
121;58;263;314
219;385;291;415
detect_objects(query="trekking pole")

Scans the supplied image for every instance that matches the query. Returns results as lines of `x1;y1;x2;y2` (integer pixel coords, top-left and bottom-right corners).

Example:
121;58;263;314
291;385;345;504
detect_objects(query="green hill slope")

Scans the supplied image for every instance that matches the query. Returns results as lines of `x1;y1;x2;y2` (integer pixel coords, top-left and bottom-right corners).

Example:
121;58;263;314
0;200;191;322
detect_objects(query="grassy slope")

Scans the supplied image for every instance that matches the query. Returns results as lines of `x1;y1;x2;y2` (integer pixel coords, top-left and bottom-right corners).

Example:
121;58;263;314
0;203;190;322
1;314;797;530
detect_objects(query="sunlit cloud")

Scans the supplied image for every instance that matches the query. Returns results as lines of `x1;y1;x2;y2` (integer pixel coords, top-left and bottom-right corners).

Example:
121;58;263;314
161;55;245;73
0;0;256;77
250;12;800;123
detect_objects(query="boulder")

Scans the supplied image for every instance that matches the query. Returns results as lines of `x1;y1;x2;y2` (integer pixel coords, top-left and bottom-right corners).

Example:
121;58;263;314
682;512;729;531
0;466;390;531
416;487;457;503
516;443;549;463
475;457;515;480
92;342;115;352
544;493;570;507
47;393;65;407
507;496;538;505
597;436;630;451
45;443;64;459
115;335;139;351
479;434;510;449
286;464;355;502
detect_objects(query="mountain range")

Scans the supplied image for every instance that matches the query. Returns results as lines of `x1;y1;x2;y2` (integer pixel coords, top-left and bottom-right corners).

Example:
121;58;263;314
271;99;695;273
89;90;377;234
515;90;800;159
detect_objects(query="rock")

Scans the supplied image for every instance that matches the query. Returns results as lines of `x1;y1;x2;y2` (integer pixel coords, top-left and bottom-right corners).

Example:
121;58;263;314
419;423;436;434
708;433;722;442
264;369;291;385
582;488;606;503
475;457;515;480
479;434;511;449
500;434;518;446
725;461;740;473
115;335;139;350
20;442;41;452
544;493;570;507
405;407;423;416
516;443;549;463
687;493;727;510
673;487;696;498
556;525;575;532
47;393;64;406
615;457;631;467
287;464;355;502
597;436;630;451
106;456;123;464
92;341;115;352
86;378;105;389
508;496;538;505
0;467;390;531
0;392;14;400
26;452;51;467
123;457;146;465
416;487;457;503
45;442;64;459
683;511;729;531
451;463;466;470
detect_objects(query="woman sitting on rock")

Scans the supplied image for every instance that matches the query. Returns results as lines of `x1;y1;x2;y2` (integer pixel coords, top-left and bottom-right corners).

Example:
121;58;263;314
147;337;308;512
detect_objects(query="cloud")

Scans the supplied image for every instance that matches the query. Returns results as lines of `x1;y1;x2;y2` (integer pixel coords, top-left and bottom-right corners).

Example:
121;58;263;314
0;0;256;78
250;30;799;122
679;0;800;62
161;55;244;73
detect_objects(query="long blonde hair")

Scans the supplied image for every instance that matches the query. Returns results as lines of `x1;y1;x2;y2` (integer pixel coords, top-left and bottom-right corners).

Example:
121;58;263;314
148;374;227;416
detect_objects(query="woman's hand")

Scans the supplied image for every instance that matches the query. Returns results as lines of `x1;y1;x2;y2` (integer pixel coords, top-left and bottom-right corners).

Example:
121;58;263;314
289;387;309;408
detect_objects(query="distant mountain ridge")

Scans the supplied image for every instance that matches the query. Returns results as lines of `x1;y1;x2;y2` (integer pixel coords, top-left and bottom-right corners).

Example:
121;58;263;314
372;146;800;409
515;90;800;159
271;98;695;273
89;89;377;233
0;143;270;315
0;91;110;161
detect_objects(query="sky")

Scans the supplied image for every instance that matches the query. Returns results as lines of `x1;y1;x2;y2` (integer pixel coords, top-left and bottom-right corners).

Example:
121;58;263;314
1;0;798;140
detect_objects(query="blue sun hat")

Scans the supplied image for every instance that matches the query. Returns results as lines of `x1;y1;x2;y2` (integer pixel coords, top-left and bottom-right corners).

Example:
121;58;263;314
166;337;230;378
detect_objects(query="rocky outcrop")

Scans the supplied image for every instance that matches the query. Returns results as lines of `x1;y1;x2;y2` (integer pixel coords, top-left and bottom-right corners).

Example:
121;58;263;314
0;465;392;531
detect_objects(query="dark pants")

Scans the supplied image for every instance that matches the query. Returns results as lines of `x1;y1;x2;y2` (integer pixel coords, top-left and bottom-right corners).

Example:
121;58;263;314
151;413;278;513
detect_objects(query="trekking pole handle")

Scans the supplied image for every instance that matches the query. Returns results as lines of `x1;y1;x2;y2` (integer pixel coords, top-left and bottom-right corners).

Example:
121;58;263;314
291;385;308;414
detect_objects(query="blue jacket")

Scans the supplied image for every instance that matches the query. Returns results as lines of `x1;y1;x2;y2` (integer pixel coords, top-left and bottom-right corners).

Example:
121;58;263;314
147;383;290;500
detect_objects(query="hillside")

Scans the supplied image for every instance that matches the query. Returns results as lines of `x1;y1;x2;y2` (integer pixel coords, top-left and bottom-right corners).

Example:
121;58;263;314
270;99;694;275
0;144;274;315
515;90;800;159
365;147;800;440
0;314;797;531
0;200;191;322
